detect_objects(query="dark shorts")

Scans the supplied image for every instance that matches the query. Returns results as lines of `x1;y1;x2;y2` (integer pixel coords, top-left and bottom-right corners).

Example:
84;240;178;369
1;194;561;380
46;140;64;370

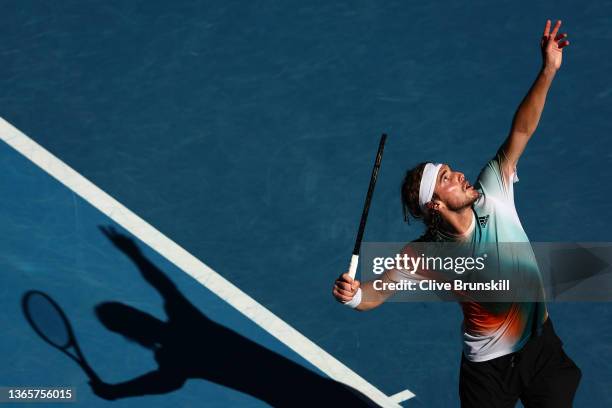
459;318;581;408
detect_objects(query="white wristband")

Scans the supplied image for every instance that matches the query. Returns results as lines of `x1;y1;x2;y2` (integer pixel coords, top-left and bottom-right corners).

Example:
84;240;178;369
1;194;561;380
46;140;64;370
344;288;362;309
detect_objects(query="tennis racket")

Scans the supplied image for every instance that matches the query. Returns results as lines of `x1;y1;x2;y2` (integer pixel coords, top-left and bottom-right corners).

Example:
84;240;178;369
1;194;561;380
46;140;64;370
22;290;101;383
348;134;387;279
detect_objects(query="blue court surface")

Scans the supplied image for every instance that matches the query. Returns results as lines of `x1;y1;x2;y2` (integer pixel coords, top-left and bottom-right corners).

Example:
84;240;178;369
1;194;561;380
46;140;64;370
1;1;612;407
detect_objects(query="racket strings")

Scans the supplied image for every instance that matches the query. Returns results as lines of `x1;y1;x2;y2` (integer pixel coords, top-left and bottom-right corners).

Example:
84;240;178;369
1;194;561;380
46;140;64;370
25;293;71;348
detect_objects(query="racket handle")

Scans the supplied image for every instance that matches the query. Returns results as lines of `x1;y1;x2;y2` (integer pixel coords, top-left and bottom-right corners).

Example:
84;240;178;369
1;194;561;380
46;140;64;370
80;358;102;384
348;254;359;280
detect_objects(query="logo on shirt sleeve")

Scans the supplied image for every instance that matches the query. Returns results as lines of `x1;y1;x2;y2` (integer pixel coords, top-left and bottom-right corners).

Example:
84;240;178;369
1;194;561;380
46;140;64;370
478;215;490;228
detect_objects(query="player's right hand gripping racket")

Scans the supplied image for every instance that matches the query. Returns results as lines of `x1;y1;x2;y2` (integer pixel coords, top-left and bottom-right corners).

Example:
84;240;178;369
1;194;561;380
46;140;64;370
22;290;101;384
348;134;387;279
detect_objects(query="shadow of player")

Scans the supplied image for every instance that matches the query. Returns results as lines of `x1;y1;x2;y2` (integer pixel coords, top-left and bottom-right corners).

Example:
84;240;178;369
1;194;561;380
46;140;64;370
92;226;374;407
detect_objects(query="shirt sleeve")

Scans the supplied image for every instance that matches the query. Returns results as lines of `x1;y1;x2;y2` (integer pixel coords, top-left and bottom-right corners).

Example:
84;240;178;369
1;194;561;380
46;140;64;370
475;149;519;204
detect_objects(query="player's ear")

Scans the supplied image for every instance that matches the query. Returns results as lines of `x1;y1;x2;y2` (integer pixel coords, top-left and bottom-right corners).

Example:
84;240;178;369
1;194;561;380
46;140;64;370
426;200;443;213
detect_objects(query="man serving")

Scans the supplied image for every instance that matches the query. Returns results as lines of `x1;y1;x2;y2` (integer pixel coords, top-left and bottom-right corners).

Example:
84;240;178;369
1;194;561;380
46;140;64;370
333;20;581;407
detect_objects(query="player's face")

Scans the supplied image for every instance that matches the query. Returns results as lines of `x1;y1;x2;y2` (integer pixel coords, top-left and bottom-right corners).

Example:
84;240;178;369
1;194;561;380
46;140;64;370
434;164;479;211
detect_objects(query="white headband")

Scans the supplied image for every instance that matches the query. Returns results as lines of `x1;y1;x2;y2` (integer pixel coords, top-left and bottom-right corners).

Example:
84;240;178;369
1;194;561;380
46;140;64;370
419;163;443;212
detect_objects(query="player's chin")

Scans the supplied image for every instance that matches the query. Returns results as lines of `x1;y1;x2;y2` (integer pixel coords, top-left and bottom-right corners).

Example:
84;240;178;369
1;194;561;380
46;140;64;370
466;188;479;202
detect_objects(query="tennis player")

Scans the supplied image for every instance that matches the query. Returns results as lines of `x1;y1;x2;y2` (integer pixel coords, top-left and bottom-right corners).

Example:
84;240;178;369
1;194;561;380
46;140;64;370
333;20;581;407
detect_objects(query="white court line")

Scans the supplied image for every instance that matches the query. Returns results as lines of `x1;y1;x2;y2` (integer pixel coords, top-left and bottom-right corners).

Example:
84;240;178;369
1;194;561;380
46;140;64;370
0;117;414;406
390;389;415;404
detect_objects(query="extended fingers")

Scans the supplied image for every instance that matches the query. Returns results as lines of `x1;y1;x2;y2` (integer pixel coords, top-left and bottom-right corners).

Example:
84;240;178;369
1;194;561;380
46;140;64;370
543;20;564;43
543;19;551;37
550;20;562;39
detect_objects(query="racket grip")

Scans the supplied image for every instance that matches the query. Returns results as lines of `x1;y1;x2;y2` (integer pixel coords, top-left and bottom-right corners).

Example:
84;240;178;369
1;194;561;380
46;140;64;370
348;254;359;280
81;360;102;384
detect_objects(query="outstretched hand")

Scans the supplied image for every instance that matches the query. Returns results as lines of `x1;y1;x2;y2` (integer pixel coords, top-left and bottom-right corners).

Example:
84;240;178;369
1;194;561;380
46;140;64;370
541;19;570;71
99;225;142;256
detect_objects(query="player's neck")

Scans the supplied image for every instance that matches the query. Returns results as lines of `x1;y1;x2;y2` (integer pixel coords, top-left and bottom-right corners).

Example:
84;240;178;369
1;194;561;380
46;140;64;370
439;207;474;237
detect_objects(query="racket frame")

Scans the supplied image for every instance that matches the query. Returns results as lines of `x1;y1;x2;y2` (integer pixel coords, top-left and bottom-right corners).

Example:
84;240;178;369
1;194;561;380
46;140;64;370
22;290;101;383
348;134;387;279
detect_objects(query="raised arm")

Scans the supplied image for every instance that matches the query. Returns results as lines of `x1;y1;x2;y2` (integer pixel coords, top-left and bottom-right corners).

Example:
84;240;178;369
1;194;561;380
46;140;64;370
499;20;570;173
100;226;181;300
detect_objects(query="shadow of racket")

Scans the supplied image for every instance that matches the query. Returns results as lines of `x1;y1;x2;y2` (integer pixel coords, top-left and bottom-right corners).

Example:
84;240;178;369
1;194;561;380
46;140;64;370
22;290;101;383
